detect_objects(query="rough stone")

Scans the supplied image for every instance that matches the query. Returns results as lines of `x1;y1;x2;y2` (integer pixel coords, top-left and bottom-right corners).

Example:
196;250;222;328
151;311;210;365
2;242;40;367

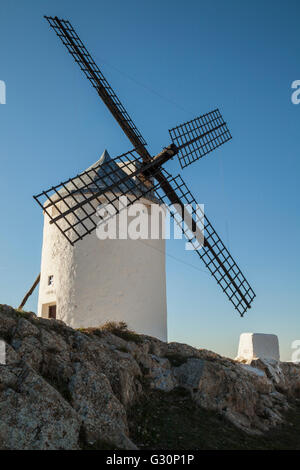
0;306;299;448
0;363;80;449
68;362;136;450
148;355;177;392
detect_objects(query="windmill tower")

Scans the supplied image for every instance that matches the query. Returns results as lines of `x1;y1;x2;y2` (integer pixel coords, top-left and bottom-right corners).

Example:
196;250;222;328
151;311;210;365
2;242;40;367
37;150;167;340
31;16;256;340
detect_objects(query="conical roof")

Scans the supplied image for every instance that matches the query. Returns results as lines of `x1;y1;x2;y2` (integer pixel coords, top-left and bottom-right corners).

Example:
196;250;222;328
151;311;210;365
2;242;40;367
57;150;158;202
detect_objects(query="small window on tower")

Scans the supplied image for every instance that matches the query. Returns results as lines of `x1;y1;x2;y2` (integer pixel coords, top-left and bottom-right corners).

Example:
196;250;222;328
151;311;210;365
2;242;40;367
48;275;54;286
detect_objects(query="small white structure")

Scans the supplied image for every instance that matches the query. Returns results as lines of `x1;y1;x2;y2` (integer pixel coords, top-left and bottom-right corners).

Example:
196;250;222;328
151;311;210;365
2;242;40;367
236;333;280;362
37;150;167;341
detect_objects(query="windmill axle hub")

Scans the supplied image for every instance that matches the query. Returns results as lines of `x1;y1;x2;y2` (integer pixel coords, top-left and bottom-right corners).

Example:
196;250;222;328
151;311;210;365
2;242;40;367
142;144;178;177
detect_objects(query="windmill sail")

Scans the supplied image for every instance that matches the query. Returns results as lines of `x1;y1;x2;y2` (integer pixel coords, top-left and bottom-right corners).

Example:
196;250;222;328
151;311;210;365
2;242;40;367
34;149;162;245
44;16;150;162
155;170;255;316
169;109;232;169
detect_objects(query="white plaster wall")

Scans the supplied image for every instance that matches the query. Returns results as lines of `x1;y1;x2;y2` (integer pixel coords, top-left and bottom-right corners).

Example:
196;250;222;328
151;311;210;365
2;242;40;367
37;196;167;341
38;210;76;319
236;333;280;361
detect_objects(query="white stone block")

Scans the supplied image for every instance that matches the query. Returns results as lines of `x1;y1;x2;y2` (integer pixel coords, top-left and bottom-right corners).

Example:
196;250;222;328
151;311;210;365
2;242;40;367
236;333;280;362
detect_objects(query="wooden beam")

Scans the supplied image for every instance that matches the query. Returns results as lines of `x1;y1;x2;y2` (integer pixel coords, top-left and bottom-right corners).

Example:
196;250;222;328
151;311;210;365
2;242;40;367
18;273;41;310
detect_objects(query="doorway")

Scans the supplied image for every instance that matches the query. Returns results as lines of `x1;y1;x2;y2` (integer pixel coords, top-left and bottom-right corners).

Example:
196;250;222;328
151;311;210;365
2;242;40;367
48;304;56;319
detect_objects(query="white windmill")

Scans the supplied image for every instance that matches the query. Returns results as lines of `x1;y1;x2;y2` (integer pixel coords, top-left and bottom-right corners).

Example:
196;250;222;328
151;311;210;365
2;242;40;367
19;16;255;342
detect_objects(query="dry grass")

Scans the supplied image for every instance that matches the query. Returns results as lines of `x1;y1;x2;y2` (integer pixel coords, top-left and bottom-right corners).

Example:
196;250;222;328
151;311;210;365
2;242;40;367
77;321;143;344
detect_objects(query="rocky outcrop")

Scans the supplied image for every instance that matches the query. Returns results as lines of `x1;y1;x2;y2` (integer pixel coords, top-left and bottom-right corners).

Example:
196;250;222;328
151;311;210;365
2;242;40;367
0;304;299;449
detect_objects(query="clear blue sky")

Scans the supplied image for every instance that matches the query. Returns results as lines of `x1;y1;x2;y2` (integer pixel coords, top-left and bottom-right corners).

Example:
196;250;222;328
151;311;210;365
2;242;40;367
0;0;299;361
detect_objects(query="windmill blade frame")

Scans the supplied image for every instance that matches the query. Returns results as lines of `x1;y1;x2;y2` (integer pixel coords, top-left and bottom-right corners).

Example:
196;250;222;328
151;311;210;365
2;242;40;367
155;170;255;316
44;15;150;162
34;148;169;245
169;109;232;169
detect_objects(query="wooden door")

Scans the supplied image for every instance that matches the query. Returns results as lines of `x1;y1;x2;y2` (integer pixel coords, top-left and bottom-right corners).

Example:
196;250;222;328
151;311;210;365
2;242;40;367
48;305;56;319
